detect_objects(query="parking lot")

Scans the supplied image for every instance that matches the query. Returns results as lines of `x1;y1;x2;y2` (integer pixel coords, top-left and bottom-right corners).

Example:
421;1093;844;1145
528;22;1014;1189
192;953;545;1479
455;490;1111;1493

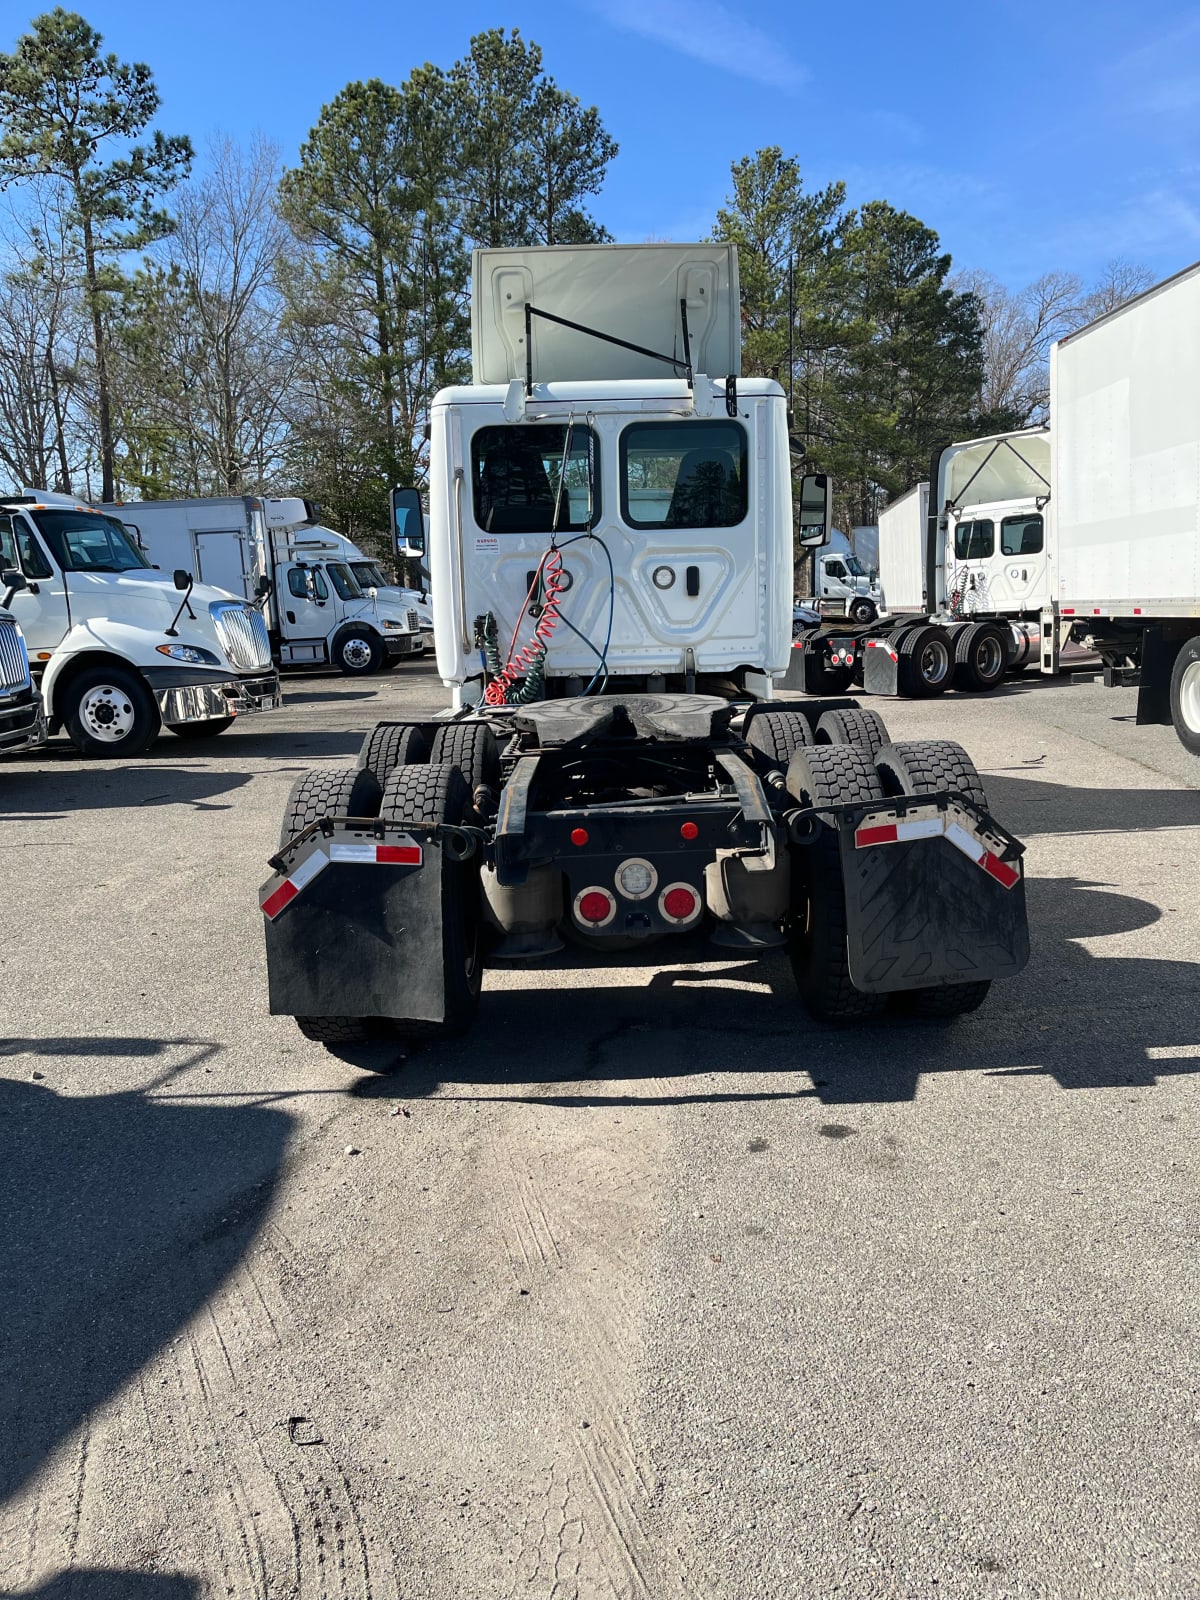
3;662;1200;1599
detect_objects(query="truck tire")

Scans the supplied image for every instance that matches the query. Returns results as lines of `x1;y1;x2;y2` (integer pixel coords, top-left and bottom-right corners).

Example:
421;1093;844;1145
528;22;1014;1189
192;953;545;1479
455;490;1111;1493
333;626;384;675
954;621;1007;692
278;764;383;849
872;740;992;1019
815;707;889;758
61;663;161;758
849;598;877;624
745;705;813;773
358;721;429;784
429;720;500;793
169;717;235;739
1169;635;1200;756
378;761;483;1039
874;739;988;812
897;624;953;697
785;744;886;1023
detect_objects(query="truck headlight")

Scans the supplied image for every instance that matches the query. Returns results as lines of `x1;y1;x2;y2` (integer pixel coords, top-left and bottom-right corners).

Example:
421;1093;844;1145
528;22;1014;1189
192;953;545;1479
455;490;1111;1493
157;643;221;666
382;620;405;629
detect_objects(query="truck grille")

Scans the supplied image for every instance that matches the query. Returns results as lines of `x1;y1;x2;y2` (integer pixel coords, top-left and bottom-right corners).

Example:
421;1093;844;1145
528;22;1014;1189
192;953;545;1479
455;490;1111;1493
210;602;272;671
0;617;31;692
407;609;419;631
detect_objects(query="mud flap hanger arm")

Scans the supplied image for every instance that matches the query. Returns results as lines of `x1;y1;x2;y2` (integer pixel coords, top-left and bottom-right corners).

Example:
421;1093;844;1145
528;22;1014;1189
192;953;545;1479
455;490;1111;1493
267;814;484;875
784;790;1025;862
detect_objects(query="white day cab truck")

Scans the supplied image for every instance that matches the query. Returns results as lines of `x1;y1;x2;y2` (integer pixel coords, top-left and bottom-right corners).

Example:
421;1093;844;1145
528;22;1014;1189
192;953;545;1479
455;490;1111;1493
259;242;1030;1049
101;496;424;675
304;525;435;655
0;491;280;757
789;427;1049;701
812;549;882;622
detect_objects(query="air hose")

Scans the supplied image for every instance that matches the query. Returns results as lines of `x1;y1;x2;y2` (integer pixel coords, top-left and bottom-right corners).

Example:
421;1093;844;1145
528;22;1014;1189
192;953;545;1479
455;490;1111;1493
484;547;566;705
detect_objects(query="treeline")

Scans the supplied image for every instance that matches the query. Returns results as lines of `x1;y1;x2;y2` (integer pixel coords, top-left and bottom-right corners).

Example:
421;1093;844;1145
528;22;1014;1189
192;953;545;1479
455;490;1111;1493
0;10;1150;539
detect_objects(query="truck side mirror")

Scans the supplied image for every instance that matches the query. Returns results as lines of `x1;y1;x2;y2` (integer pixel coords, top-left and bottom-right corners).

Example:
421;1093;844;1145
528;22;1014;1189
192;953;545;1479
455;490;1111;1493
173;568;193;591
391;486;426;558
255;574;271;598
797;472;833;548
1;568;26;607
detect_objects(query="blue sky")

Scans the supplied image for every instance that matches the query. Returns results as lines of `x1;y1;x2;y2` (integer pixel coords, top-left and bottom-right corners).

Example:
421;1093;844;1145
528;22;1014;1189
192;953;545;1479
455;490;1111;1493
12;0;1200;289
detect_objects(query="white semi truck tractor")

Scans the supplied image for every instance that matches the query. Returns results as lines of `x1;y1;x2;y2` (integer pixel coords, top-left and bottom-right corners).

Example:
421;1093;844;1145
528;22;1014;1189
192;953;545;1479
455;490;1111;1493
1;491;280;756
261;243;1029;1045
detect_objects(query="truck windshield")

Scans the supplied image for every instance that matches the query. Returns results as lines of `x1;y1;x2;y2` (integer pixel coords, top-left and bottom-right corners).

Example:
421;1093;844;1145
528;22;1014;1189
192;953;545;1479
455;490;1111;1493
327;562;363;600
351;561;389;588
621;420;748;530
844;555;866;576
31;508;152;573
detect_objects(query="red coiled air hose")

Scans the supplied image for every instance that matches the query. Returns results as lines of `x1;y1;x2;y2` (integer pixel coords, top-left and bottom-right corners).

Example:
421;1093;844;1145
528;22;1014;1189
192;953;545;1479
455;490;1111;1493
484;547;566;705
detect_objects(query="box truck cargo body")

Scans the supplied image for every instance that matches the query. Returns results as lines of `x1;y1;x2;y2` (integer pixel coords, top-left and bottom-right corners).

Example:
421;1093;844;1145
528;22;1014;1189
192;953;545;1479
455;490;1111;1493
1049;258;1200;752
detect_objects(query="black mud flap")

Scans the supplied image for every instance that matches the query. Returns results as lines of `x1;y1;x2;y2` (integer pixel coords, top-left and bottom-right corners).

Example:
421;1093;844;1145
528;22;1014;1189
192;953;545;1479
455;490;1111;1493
861;638;901;695
838;800;1029;992
261;823;446;1022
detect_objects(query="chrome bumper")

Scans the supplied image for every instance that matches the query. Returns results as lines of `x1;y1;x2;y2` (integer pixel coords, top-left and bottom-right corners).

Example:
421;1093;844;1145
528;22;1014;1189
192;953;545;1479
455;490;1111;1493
156;671;283;726
0;690;47;753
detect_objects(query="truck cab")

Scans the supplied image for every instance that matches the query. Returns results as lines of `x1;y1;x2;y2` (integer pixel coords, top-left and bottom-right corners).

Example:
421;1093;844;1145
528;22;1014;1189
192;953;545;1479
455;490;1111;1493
815;550;880;621
274;532;424;672
946;496;1047;618
2;492;280;757
293;525;435;656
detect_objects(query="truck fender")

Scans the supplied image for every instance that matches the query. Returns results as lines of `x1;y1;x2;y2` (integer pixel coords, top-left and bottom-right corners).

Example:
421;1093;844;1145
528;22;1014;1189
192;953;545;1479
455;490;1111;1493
39;633;148;719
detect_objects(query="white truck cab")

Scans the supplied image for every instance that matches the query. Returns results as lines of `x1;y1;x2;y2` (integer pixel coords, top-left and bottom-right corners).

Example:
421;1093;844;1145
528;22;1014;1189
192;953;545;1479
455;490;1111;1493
815;550;880;620
102;496;423;675
1;492;280;756
296;526;434;655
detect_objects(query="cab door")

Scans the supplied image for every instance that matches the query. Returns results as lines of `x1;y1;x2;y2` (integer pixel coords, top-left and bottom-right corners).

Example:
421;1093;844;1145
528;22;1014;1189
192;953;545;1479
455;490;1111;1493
991;510;1047;611
0;512;70;656
280;563;332;642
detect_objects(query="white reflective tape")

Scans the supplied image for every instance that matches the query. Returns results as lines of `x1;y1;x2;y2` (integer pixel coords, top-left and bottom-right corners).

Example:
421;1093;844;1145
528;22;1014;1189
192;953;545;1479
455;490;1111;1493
289;848;329;889
894;816;945;843
329;842;379;864
945;820;986;864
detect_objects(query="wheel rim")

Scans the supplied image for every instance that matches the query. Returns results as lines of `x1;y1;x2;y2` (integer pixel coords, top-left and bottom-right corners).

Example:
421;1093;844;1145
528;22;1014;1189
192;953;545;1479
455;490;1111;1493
341;637;372;669
975;635;1004;679
920;640;951;686
80;683;136;742
1179;660;1200;732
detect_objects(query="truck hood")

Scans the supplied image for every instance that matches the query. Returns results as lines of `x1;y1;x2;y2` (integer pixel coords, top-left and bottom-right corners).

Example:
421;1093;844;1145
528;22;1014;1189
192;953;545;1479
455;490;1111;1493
63;570;265;663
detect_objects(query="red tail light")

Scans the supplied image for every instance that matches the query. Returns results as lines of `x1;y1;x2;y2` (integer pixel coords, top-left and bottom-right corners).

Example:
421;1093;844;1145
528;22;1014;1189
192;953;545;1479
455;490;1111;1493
659;883;701;925
574;887;616;928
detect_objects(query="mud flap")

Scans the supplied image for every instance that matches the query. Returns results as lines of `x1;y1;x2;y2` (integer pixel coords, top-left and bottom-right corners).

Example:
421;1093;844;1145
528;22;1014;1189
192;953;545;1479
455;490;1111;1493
838;801;1029;992
861;638;901;695
261;825;446;1022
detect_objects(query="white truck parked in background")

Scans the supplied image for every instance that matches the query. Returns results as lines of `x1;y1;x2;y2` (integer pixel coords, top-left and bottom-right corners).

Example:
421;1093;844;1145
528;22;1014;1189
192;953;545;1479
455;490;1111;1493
104;496;423;675
261;241;1030;1048
303;526;435;655
0;580;46;754
813;548;881;621
0;491;279;757
1048;258;1200;755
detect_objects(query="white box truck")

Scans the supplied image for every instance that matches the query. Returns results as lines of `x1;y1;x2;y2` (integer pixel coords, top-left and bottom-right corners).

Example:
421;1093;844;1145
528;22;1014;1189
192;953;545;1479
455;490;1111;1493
103;496;423;675
1048;260;1200;752
1;490;280;757
259;241;1030;1048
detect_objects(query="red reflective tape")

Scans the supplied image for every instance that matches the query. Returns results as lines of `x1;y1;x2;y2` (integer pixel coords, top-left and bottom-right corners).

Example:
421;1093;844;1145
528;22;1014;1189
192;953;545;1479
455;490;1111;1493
855;823;898;847
261;879;298;920
982;851;1020;889
376;844;422;865
1062;607;1075;615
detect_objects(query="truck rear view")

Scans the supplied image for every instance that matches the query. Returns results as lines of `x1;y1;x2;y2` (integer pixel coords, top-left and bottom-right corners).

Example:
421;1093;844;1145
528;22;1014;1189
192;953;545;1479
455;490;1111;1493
260;243;1030;1049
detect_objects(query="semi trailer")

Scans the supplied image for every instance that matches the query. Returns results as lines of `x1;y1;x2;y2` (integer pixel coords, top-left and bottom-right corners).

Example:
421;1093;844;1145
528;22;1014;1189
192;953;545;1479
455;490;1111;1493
102;495;423;675
0;491;280;756
261;242;1030;1046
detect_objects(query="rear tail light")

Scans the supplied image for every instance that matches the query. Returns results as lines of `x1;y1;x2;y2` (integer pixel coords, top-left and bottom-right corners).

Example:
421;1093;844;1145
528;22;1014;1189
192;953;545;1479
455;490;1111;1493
574;887;617;928
659;883;701;925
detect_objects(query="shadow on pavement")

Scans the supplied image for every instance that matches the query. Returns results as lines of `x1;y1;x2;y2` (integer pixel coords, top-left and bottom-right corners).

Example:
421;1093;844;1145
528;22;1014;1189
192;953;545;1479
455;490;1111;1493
0;1038;290;1507
343;876;1200;1107
4;1572;199;1598
984;771;1200;834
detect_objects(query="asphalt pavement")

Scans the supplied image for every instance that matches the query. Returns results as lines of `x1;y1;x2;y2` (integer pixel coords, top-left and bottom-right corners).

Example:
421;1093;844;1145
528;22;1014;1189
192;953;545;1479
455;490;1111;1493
2;661;1199;1599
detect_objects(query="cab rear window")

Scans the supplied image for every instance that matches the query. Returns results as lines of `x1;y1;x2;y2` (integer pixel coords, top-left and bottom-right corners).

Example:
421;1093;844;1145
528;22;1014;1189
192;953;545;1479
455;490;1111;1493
954;519;994;560
621;420;748;530
472;424;598;534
